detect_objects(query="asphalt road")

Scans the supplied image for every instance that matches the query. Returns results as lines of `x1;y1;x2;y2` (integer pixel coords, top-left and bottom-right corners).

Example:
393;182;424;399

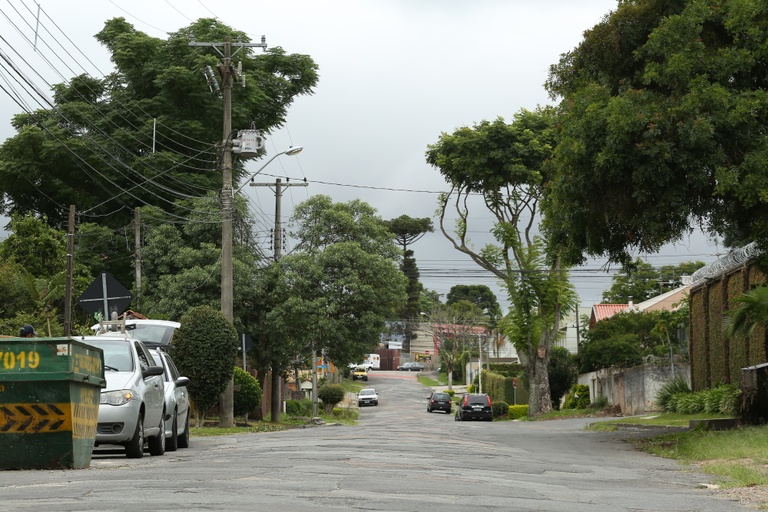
0;371;749;511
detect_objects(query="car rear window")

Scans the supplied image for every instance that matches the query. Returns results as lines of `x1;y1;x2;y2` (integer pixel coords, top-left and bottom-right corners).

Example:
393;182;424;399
467;394;489;404
433;393;449;400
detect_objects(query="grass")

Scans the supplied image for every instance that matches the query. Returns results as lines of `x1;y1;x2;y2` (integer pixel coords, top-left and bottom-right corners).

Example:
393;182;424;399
588;412;733;430
629;424;768;489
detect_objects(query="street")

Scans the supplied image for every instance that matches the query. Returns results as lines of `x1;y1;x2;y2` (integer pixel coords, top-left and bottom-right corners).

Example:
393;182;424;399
0;371;748;511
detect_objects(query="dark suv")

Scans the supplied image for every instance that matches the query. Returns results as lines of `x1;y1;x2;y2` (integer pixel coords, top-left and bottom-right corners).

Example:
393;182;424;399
455;393;493;421
427;392;452;414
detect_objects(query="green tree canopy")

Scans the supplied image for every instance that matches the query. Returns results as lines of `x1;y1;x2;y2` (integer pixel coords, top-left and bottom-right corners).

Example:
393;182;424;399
578;310;673;373
0;17;318;230
545;0;768;265
384;215;434;253
446;284;501;320
601;259;705;303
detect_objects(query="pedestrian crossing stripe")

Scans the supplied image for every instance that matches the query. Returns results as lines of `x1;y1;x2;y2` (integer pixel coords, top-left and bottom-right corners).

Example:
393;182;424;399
0;403;72;434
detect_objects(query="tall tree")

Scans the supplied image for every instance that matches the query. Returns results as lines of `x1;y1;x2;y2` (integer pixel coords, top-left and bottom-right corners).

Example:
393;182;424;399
384;216;433;345
251;196;406;422
0;17;318;231
545;0;768;265
384;215;434;254
426;108;577;417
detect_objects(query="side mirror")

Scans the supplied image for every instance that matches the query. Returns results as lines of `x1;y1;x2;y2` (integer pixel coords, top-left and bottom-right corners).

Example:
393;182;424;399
143;365;164;378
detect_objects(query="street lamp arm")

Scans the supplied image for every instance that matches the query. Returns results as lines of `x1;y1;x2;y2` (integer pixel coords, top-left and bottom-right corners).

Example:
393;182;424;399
234;146;303;195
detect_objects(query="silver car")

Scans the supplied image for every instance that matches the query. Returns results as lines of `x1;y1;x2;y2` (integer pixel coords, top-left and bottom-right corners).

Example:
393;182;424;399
149;348;191;451
80;336;166;458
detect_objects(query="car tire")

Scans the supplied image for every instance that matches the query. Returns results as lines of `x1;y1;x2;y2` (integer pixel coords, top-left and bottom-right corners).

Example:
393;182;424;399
166;411;179;452
427;407;432;413
178;410;190;449
148;411;166;456
125;412;144;458
358;402;363;407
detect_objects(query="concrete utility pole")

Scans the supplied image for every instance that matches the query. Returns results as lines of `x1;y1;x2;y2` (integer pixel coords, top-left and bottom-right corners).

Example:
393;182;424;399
134;208;142;311
64;205;75;337
190;34;267;428
251;177;308;421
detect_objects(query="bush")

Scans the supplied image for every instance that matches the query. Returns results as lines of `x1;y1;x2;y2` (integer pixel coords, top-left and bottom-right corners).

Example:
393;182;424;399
171;306;238;417
508;405;528;420
562;384;590;409
331;408;358;420
588;395;609;410
318;384;345;414
492;401;510;418
233;367;262;417
285;399;313;416
445;389;455;398
664;384;741;415
656;376;691;411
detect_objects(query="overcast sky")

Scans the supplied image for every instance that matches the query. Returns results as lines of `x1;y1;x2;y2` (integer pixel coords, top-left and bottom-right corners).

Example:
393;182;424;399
0;0;724;311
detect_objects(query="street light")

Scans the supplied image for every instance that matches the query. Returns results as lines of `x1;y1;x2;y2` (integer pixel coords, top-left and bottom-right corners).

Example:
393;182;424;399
234;146;303;195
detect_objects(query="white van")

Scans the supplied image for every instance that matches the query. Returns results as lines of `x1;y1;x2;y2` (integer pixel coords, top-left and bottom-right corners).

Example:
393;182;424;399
366;354;380;370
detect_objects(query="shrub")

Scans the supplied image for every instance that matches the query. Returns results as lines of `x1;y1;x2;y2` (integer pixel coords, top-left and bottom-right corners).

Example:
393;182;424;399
665;384;741;415
318;384;345;414
588;395;609;410
171;306;238;418
656;376;691;411
445;389;455;398
492;401;510;418
467;384;474;393
508;405;528;420
332;408;358;421
562;384;590;409
233;367;262;417
285;399;312;416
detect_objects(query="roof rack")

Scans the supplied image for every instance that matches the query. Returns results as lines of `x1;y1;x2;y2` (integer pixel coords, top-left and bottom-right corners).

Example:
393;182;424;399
95;319;133;334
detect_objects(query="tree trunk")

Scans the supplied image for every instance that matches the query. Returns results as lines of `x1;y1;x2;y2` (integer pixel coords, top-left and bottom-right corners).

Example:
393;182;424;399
527;344;552;416
270;362;281;423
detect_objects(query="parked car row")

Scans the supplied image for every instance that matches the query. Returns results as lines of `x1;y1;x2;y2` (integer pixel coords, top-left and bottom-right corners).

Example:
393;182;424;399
79;319;190;458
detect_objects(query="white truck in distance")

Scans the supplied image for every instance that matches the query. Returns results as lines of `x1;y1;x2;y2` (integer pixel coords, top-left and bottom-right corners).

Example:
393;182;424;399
348;354;380;371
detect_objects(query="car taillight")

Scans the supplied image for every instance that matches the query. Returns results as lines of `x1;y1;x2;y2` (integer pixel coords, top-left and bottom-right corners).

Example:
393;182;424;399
487;396;492;407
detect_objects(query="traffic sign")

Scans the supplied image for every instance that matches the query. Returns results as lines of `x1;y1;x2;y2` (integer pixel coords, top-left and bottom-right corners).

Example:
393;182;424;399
78;272;132;320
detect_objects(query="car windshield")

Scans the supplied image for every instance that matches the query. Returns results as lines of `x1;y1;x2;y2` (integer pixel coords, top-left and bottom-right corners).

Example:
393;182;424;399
360;390;375;396
86;339;133;371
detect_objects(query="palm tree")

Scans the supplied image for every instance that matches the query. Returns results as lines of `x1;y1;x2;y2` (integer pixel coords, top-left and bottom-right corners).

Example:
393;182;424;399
723;286;768;339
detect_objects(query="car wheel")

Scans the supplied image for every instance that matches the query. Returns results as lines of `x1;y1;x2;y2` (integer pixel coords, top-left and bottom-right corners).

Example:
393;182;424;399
178;410;190;449
358;402;363;407
125;412;144;458
455;413;460;421
148;411;166;456
427;407;432;413
166;411;179;452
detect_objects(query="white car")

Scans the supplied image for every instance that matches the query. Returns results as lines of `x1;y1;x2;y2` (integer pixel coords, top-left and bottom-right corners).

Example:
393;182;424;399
357;388;379;407
149;348;191;451
80;335;166;458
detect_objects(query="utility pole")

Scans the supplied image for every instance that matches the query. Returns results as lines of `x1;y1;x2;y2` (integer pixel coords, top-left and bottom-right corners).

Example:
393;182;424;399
64;205;75;337
190;34;267;428
134;208;142;312
251;177;308;421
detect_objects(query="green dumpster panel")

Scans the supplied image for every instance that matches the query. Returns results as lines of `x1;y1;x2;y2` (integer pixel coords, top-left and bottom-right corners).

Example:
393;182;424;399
0;338;105;470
